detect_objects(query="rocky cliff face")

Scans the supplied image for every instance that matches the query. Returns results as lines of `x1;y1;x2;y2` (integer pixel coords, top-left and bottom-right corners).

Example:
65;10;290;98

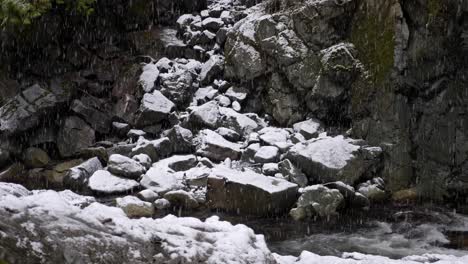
224;0;468;200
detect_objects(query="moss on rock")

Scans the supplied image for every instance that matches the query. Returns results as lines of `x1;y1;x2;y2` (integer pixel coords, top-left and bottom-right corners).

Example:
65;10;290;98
350;0;397;86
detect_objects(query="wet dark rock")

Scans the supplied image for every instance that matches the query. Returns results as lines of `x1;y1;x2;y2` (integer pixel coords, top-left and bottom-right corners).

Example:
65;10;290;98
23;147;50;169
57;116;96;158
278;159;308;187
200;55;225;85
71;96;112;134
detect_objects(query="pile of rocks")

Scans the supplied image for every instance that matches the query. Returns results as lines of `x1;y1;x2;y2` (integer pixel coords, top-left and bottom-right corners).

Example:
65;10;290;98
0;0;387;222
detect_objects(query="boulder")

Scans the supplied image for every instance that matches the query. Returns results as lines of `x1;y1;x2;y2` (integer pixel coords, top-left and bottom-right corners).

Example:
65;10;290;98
200;55;224;85
254;146;280;163
194;86;219;104
154;198;171;210
135;91;175;127
139;63;159;93
216;127;241;141
88;170;140;194
164;190;199;209
107;154;147;179
162;125;193;153
0;84;61;135
195;129;242;161
70;96;112;134
116;196;154;218
137;189;159;202
57;116;95;158
225;86;248;102
293;119;322;140
286;135;382;184
218;107;258;136
258;127;289;146
158;68;194;107
207;165;299;215
23;147;50;168
290;185;344;220
358;178;387;203
202;17;224;32
112;122;131;137
262;163;279;176
63;157;103;192
189;101;221;128
132;154;152;170
131;137;173;162
278;159;308;187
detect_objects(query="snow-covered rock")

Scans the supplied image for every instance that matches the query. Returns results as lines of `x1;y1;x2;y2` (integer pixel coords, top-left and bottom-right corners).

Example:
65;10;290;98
108;154;146;179
189;101;221;128
137;189;159;202
164;190;199;209
286;135;382;184
64;157;103;192
200;54;225;85
292;119;322;140
195;129;242;161
258;127;289;145
139;63;159;92
278;159;308;187
290;184;344;220
88;170;139;194
207;165;299;215
254;146;280;163
135;91;175;127
116;195;154;218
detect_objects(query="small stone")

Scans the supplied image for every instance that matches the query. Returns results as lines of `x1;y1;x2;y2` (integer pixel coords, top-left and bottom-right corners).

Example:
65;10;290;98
216;127;241;142
231;101;241;112
293;119;322;140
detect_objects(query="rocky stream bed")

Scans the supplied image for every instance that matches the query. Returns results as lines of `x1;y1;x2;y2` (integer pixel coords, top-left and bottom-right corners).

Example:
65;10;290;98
1;0;468;263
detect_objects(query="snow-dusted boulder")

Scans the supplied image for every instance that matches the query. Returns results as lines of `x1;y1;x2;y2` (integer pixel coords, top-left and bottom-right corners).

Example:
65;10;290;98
254;146;280;163
195;129;242;161
164;190;199;209
290;184;344;221
135;91;175;127
139;155;196;194
88;170;140;194
107;154;146;179
278;159;308;187
207;165;298;215
189;101;221;128
286;135;382;184
258;127;290;146
64;157;103;192
200;54;224;85
292;119;322;140
116;195;154;218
